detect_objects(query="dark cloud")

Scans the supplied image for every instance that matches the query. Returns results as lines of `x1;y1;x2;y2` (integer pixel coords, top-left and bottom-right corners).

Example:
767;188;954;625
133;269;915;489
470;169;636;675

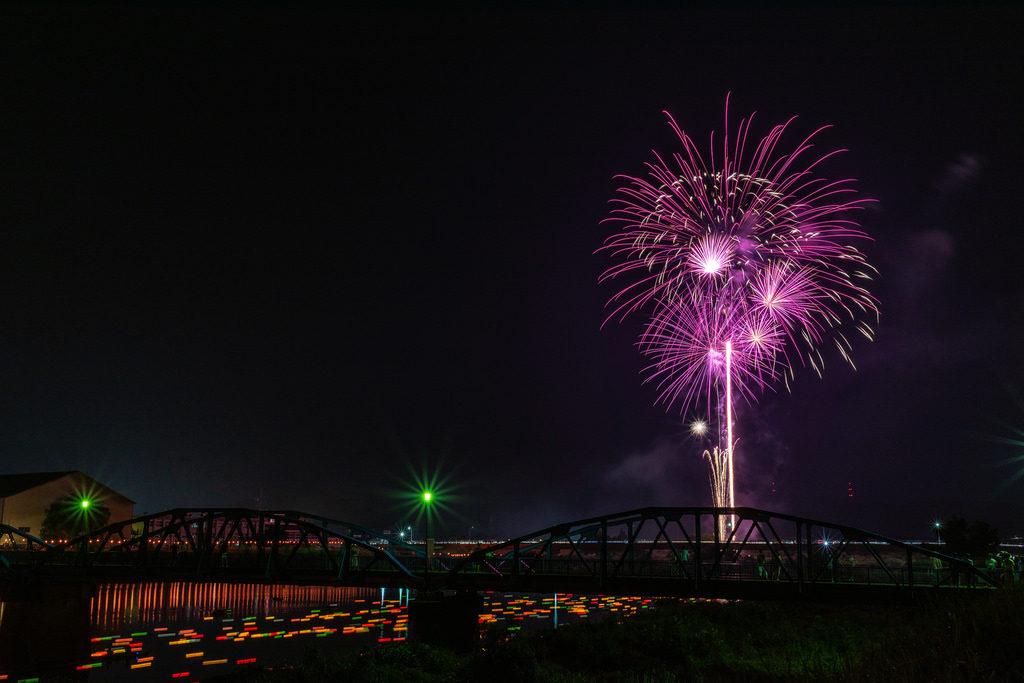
935;153;982;193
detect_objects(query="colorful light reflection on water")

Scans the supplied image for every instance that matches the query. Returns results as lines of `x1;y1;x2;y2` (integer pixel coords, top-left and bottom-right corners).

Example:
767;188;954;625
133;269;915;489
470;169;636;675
0;583;657;681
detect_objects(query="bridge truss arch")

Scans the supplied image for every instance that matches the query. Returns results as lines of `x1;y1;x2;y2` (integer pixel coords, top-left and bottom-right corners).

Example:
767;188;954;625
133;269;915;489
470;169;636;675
440;507;998;601
1;524;52;550
44;508;423;585
1;524;54;579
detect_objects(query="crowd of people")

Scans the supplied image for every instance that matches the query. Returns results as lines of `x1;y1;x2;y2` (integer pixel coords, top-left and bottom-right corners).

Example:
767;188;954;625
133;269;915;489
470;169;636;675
986;551;1021;582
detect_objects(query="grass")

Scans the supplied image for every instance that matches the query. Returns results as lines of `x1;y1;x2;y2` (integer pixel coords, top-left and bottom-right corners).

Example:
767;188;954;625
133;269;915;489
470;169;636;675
207;584;1024;682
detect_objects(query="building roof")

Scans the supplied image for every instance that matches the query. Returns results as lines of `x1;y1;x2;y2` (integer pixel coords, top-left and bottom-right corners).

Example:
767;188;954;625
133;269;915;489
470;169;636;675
0;471;135;503
0;471;78;497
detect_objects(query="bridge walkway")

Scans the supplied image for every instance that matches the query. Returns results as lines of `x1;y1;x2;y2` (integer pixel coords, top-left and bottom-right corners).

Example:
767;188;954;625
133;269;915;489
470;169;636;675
1;507;1000;603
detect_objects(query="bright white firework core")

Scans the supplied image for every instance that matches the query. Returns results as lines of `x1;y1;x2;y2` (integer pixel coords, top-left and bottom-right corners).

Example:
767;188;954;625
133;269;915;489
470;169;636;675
691;234;732;276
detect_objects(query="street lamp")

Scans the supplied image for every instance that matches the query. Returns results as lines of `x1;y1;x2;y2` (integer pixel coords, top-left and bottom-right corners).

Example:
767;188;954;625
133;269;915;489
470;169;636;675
422;491;433;573
76;497;94;536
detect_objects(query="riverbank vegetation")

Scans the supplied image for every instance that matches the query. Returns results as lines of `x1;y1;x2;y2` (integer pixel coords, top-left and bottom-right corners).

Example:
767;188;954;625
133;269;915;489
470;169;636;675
210;585;1023;682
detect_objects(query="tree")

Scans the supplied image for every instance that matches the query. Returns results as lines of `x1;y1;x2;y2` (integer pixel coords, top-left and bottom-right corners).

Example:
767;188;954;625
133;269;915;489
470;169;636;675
937;516;1000;558
39;495;111;542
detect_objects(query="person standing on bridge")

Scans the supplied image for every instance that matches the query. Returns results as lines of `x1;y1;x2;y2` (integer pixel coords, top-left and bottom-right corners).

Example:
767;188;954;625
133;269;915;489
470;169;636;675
756;550;766;579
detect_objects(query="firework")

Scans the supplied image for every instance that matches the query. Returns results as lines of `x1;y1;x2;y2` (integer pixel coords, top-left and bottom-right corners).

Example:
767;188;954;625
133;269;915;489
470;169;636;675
689;418;710;438
703;446;731;536
601;97;877;505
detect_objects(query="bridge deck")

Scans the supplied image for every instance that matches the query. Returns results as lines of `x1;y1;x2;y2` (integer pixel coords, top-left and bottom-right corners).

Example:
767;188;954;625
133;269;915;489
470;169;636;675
1;507;1002;603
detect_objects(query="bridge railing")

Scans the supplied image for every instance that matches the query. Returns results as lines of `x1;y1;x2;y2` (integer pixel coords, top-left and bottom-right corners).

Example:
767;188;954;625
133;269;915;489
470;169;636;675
4;506;1002;597
442;507;999;596
467;553;984;586
14;509;424;585
1;524;54;575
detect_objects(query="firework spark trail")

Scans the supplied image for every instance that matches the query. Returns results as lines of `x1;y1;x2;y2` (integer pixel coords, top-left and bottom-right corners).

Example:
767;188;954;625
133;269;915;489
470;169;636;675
600;96;877;506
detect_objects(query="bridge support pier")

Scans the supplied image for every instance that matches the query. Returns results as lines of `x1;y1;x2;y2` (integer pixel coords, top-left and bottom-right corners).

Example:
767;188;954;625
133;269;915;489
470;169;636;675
408;590;484;653
0;578;94;674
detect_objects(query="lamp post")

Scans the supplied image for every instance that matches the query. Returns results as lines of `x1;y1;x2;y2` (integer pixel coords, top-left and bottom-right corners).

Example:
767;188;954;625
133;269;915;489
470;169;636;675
78;497;93;536
423;491;433;574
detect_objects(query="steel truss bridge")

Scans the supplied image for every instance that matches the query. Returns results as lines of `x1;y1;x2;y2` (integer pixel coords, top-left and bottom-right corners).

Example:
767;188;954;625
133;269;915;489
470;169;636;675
1;507;1000;602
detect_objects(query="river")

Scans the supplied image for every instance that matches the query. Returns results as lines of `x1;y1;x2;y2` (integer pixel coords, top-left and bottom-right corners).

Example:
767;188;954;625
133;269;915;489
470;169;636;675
0;582;657;681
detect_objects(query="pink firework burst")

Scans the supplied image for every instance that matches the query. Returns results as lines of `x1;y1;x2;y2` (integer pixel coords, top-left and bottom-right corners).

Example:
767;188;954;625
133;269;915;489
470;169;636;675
600;98;878;419
639;288;787;412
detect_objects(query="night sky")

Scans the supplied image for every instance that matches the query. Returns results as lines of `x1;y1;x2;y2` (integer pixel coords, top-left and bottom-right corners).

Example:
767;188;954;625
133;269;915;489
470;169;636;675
1;4;1022;541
